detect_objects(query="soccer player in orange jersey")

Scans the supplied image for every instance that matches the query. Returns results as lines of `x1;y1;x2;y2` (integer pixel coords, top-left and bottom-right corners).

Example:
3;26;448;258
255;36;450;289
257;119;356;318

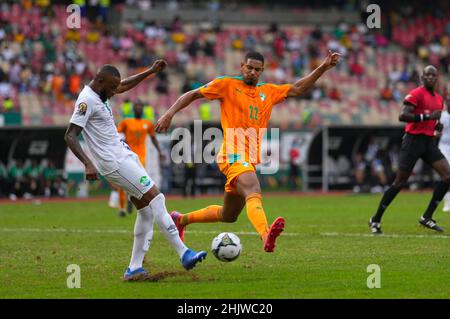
155;51;340;252
115;101;165;217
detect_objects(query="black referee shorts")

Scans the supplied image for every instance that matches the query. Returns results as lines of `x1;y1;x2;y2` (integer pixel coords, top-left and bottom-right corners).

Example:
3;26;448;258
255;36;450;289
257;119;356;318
398;133;445;172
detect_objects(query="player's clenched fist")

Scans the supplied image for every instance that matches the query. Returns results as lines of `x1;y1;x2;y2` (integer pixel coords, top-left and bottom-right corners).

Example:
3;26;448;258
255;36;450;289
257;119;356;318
149;59;167;73
321;50;341;70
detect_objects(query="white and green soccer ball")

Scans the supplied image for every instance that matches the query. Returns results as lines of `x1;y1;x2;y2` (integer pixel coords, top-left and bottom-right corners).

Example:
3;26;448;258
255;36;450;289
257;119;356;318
211;232;242;262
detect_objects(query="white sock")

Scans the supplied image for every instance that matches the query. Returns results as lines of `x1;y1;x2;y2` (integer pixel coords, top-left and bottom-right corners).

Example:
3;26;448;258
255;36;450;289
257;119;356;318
128;204;154;271
150;193;188;258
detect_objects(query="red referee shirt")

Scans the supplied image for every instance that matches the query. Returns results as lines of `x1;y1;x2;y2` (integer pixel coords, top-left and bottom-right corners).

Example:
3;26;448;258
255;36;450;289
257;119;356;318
404;86;444;136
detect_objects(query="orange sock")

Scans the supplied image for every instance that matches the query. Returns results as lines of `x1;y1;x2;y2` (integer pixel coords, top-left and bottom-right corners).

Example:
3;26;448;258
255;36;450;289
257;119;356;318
181;205;223;226
246;193;269;238
119;189;126;211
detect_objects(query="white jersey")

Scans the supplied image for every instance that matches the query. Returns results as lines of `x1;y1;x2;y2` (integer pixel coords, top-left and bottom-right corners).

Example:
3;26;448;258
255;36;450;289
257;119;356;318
70;85;129;175
439;111;450;148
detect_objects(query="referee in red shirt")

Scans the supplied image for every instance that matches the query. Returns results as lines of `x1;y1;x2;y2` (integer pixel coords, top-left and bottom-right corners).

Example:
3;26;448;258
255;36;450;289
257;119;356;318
369;65;447;234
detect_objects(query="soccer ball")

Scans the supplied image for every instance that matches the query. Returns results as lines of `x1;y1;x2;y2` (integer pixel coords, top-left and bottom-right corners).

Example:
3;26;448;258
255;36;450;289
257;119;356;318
211;232;242;262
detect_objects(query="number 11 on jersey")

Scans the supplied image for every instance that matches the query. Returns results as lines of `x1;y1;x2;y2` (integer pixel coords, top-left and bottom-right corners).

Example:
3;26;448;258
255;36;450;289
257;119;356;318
249;105;259;120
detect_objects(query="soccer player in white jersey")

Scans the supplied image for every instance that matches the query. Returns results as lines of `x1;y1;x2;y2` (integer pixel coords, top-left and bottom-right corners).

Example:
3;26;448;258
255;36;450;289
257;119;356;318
438;92;450;211
64;61;206;281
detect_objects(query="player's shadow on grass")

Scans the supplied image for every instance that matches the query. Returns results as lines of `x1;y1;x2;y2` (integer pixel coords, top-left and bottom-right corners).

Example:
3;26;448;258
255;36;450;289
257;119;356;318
123;271;199;282
148;271;200;282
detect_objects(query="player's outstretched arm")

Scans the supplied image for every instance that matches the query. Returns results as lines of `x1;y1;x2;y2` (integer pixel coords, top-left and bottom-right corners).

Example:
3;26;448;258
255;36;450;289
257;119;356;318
399;102;441;122
287;50;340;97
64;123;99;180
115;59;167;94
155;89;204;133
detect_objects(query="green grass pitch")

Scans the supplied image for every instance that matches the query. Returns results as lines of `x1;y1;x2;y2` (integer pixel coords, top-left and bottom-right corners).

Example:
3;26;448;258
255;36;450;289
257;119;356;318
1;192;449;299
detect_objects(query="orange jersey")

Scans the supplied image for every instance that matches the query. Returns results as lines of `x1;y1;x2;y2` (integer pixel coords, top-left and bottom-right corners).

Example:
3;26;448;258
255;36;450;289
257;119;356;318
117;118;155;165
199;76;291;165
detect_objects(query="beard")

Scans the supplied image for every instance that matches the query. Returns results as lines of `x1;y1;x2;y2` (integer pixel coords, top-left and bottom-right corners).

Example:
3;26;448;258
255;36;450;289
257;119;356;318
244;78;257;86
424;82;436;90
99;90;108;102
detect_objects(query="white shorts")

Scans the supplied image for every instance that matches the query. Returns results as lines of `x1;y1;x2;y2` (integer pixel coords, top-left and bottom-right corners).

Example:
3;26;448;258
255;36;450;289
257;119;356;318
104;152;154;200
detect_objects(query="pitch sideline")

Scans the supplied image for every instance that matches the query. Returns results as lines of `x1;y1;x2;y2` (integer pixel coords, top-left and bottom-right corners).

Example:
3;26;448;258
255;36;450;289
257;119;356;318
0;227;449;239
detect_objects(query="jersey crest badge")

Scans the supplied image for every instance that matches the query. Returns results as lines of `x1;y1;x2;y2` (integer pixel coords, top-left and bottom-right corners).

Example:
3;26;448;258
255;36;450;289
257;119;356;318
77;102;87;115
260;92;266;101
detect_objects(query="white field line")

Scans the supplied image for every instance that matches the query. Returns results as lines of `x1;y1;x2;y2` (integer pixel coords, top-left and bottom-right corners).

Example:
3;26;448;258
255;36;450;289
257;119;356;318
0;228;449;239
321;232;450;239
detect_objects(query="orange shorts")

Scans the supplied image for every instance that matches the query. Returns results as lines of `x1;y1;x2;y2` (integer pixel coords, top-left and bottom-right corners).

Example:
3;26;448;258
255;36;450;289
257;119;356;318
218;161;256;193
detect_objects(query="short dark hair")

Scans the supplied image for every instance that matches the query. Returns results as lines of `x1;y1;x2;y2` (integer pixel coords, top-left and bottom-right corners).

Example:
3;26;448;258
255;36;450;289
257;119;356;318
98;64;121;78
244;51;264;65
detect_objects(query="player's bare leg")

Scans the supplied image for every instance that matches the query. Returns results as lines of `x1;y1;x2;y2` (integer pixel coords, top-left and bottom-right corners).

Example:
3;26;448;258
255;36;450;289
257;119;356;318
220;191;246;222
234;171;285;252
419;158;450;232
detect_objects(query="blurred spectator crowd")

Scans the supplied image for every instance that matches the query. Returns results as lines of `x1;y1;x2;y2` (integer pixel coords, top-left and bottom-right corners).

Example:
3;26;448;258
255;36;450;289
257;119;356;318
0;0;448;199
0;0;449;128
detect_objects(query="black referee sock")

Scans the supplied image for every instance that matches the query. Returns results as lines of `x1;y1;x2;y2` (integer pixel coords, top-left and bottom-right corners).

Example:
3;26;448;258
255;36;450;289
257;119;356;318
372;185;402;223
422;181;450;219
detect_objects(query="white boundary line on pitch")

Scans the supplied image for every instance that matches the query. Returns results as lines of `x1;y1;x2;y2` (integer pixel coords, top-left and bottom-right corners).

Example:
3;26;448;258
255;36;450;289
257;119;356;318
0;228;449;239
321;232;450;239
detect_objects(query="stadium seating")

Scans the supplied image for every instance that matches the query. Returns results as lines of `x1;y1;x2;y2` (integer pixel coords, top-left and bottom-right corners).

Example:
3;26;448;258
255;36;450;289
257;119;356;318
0;3;449;127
